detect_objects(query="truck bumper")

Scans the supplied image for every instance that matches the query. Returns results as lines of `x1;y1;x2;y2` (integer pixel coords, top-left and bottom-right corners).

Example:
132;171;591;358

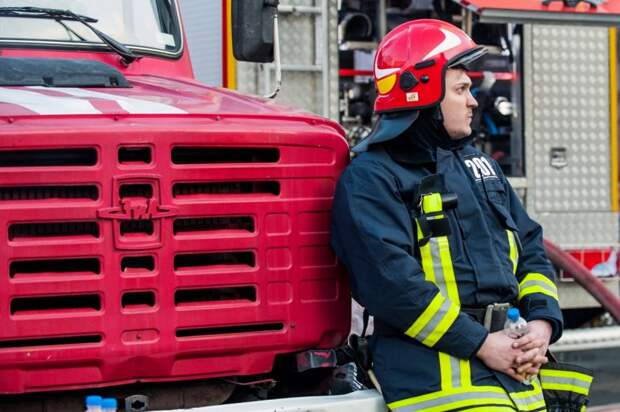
162;389;387;412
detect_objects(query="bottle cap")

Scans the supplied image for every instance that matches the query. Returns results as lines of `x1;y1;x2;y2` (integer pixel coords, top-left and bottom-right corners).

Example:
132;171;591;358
85;395;102;406
507;307;520;322
102;398;117;408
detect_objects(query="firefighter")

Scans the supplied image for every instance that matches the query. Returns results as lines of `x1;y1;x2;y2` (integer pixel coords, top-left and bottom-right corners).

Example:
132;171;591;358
331;19;564;411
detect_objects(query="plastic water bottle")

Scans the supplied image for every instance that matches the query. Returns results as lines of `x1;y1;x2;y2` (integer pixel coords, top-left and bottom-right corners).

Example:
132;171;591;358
504;308;530;384
101;398;118;412
85;395;102;412
504;308;529;338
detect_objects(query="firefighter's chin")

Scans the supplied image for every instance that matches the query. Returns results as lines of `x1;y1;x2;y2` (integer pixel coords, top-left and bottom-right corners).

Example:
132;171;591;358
449;124;472;140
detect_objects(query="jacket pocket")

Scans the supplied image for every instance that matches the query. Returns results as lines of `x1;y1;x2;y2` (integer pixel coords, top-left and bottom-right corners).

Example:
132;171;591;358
481;179;517;229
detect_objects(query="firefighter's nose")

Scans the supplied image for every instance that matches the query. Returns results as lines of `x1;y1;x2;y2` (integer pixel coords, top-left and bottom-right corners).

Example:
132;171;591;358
467;92;478;108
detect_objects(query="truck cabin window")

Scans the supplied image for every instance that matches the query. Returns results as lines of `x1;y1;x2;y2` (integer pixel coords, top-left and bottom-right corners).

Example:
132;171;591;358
0;0;182;56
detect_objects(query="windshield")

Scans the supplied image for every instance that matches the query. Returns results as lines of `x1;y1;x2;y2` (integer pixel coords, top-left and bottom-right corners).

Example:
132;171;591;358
0;0;181;56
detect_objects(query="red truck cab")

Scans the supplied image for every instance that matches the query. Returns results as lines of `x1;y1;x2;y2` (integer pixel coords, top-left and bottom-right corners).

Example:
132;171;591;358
0;0;351;403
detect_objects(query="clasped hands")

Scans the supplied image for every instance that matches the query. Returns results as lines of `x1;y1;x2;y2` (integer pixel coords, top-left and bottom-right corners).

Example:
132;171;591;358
477;320;552;383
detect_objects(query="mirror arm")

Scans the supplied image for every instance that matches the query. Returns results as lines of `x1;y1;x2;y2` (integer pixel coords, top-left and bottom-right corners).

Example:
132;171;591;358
264;9;281;99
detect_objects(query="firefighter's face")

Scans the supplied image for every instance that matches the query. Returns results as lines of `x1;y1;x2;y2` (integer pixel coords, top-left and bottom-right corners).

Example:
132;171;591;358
440;69;478;139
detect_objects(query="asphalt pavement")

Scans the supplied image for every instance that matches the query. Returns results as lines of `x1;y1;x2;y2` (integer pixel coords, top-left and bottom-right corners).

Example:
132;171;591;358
555;347;620;407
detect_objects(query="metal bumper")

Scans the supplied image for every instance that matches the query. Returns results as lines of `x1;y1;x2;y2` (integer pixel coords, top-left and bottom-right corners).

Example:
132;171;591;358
162;389;387;412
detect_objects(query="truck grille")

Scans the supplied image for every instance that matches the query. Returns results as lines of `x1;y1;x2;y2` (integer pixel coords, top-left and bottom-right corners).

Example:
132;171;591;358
9;221;99;240
0;148;97;167
0;125;349;394
0;185;98;201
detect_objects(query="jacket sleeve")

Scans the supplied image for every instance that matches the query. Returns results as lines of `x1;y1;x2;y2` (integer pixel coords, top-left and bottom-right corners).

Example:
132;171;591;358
504;177;564;344
331;162;488;358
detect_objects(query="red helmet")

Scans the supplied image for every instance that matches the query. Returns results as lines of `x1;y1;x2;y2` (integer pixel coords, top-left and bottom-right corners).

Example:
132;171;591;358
373;19;486;113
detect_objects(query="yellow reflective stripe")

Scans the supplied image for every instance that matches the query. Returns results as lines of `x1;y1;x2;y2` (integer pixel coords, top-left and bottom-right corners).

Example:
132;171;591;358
422;300;459;347
405;293;445;338
420;398;517;412
518;272;558;301
540;368;593;396
518;285;559;301
515;401;546;412
460;359;472;387
507;230;518;274
439;352;452;391
509;395;546;411
422;193;443;213
541;382;589;396
417;220;436;284
519;273;557;291
438;236;460;305
460;407;517;412
507;378;546;411
388;386;514;412
539;369;593;384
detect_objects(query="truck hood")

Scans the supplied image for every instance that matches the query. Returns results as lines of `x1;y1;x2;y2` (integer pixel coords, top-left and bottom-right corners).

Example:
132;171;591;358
0;74;334;125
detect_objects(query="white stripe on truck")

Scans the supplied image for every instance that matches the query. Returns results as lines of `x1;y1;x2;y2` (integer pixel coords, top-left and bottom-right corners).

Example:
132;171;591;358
0;87;101;115
32;86;188;114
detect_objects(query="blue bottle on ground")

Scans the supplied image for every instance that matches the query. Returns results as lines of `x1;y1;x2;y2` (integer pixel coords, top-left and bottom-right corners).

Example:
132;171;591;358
85;395;103;412
101;397;118;412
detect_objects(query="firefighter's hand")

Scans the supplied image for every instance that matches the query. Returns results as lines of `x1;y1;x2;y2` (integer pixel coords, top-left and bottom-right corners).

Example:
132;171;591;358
476;331;528;382
512;320;552;377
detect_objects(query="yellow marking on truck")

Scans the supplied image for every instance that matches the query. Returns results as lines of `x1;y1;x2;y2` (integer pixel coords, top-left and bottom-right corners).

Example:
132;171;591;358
610;27;618;212
226;0;237;90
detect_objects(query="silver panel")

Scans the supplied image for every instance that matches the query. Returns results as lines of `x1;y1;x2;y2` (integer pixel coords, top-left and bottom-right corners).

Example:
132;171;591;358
533;212;619;248
236;0;340;120
558;279;619;309
179;0;223;86
523;24;611;214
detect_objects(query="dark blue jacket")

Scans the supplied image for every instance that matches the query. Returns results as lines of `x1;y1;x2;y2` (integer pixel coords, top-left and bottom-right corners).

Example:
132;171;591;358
331;120;563;410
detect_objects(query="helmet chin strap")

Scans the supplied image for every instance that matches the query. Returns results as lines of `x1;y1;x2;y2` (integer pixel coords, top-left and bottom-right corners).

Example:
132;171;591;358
433;105;444;124
431;105;450;139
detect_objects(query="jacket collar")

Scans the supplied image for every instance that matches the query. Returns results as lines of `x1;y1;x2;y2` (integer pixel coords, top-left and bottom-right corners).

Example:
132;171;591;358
379;109;473;166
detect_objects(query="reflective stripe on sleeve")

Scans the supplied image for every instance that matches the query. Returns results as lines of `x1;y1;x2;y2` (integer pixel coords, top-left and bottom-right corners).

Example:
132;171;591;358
518;272;558;301
539;368;593;396
507;230;518;274
405;293;460;347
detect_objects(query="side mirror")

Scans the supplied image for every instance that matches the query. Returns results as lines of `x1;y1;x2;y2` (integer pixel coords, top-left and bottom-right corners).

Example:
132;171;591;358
232;0;278;63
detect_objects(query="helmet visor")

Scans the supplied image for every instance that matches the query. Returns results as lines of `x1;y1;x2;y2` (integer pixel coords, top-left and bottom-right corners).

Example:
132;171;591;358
447;46;487;70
